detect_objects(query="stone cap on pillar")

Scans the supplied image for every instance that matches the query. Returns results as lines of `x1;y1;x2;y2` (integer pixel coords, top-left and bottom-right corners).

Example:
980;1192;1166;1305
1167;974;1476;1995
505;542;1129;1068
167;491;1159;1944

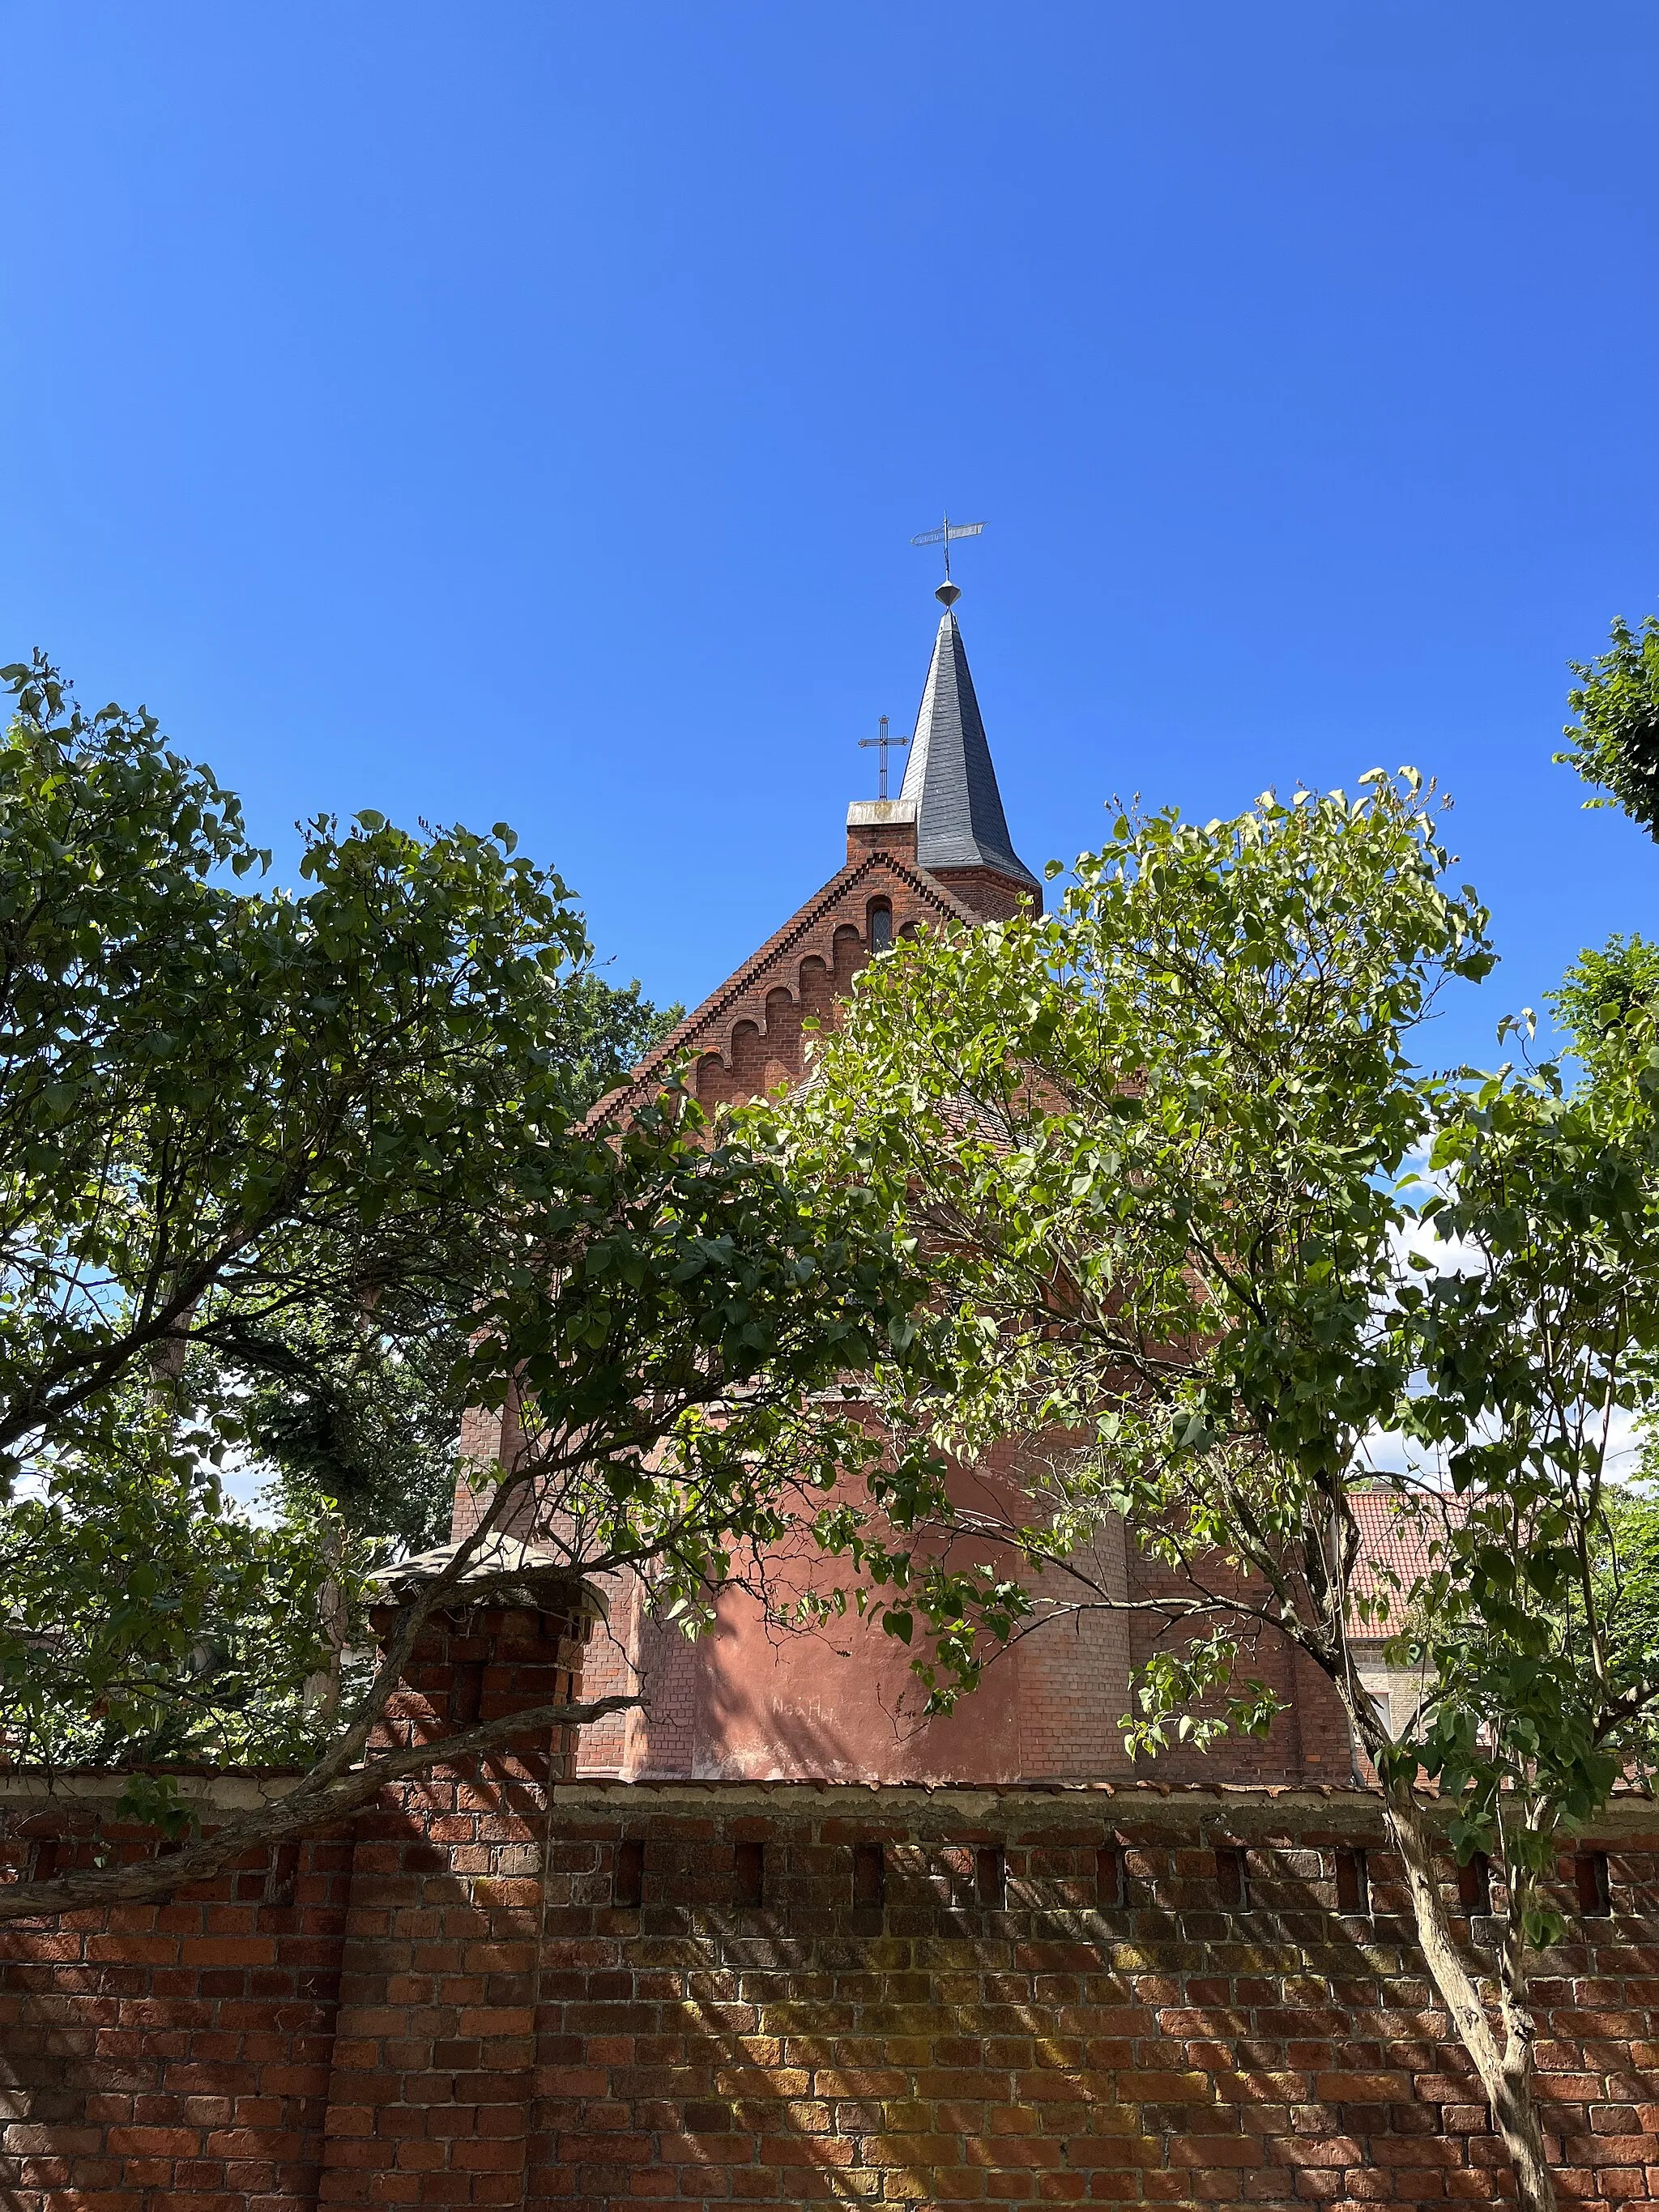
846;795;919;864
369;1536;610;1621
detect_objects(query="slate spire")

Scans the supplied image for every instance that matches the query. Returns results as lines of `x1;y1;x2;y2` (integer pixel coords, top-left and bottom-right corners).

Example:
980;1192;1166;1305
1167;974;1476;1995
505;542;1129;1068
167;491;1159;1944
897;589;1039;893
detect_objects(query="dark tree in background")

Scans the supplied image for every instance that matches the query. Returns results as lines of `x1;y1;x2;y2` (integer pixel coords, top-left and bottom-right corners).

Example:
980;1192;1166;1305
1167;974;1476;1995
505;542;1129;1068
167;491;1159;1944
228;970;680;1553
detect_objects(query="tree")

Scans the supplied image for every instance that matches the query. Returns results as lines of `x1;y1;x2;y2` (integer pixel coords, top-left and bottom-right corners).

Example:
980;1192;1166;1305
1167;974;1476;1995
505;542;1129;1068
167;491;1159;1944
223;969;681;1554
774;776;1659;2212
1556;611;1659;838
0;655;924;1920
1551;934;1659;1073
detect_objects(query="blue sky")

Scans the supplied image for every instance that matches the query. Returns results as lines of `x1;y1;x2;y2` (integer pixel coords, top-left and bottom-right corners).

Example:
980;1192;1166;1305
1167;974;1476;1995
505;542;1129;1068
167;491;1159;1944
4;4;1657;1068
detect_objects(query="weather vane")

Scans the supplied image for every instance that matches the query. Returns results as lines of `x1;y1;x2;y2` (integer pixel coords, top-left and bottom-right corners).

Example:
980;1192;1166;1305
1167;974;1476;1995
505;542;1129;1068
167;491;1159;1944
859;712;909;801
910;514;985;604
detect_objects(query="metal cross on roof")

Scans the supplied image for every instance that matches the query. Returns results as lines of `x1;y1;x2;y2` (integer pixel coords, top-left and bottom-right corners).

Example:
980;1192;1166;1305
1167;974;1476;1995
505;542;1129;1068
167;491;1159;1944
858;712;910;800
910;513;986;586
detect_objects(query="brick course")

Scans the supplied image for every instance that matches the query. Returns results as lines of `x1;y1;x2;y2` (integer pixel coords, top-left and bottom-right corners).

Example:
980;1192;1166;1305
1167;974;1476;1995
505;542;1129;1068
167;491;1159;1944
0;1817;350;2210
317;1601;586;2207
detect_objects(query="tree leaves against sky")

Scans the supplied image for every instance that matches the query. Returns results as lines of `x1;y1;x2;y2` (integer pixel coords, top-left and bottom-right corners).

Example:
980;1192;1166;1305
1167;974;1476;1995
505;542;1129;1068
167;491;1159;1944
1557;611;1659;840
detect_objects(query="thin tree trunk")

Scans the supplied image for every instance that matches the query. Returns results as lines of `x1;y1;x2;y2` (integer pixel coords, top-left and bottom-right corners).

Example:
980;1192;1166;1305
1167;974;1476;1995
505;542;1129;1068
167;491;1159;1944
1381;1779;1556;2212
302;1519;348;1721
1493;1856;1555;2212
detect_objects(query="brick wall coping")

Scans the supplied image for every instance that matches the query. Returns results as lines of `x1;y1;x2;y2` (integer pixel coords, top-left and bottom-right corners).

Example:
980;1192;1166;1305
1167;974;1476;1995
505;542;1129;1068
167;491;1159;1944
544;1774;1659;1843
0;1766;307;1813
3;1763;1654;1838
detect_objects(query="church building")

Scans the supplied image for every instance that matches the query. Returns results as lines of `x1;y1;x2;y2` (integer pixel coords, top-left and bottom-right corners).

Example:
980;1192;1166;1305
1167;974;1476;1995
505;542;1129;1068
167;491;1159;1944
468;579;1354;1794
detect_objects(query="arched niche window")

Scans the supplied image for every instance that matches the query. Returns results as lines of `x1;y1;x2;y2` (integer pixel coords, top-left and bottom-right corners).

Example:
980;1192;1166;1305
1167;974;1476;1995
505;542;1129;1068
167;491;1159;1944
868;899;893;954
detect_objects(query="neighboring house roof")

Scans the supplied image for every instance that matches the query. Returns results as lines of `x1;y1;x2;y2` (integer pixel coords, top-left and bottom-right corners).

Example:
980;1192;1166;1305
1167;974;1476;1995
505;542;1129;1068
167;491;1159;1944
1347;1489;1467;1626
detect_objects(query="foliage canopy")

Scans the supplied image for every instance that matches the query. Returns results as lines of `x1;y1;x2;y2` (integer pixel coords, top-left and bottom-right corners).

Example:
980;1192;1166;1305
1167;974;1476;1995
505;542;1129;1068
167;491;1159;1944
774;774;1659;2212
1556;612;1659;837
0;654;924;1918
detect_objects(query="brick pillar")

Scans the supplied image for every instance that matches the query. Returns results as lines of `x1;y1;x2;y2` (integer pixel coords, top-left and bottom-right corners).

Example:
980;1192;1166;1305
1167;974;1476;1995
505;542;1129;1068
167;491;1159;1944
317;1593;590;2207
844;798;919;864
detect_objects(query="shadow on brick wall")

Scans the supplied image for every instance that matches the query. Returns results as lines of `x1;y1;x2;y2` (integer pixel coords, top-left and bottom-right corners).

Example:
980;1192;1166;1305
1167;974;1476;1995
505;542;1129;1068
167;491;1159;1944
0;1822;351;2208
531;1803;1659;2211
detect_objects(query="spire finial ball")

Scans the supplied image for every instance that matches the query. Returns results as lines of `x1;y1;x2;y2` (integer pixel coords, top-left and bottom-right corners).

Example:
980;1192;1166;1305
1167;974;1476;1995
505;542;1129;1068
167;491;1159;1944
935;580;962;608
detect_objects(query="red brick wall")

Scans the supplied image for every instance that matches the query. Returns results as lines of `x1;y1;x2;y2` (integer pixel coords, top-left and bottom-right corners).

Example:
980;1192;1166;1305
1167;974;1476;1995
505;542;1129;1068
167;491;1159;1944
1122;1557;1359;1787
925;863;1040;921
572;1450;1354;1791
595;828;978;1132
318;1600;587;2207
0;1592;589;2211
6;1662;1659;2210
0;1816;350;2209
532;1782;1659;2212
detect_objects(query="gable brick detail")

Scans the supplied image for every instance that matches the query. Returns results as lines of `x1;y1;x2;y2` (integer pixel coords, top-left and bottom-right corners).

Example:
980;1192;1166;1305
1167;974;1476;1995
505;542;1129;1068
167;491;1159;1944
587;845;980;1127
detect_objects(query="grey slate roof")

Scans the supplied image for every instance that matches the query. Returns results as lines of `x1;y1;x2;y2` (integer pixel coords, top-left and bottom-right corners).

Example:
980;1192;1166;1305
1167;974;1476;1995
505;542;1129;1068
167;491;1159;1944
898;607;1039;889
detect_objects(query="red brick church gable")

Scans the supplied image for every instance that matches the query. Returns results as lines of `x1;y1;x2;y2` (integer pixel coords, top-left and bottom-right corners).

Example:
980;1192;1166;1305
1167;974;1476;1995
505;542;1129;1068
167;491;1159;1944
587;829;988;1127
